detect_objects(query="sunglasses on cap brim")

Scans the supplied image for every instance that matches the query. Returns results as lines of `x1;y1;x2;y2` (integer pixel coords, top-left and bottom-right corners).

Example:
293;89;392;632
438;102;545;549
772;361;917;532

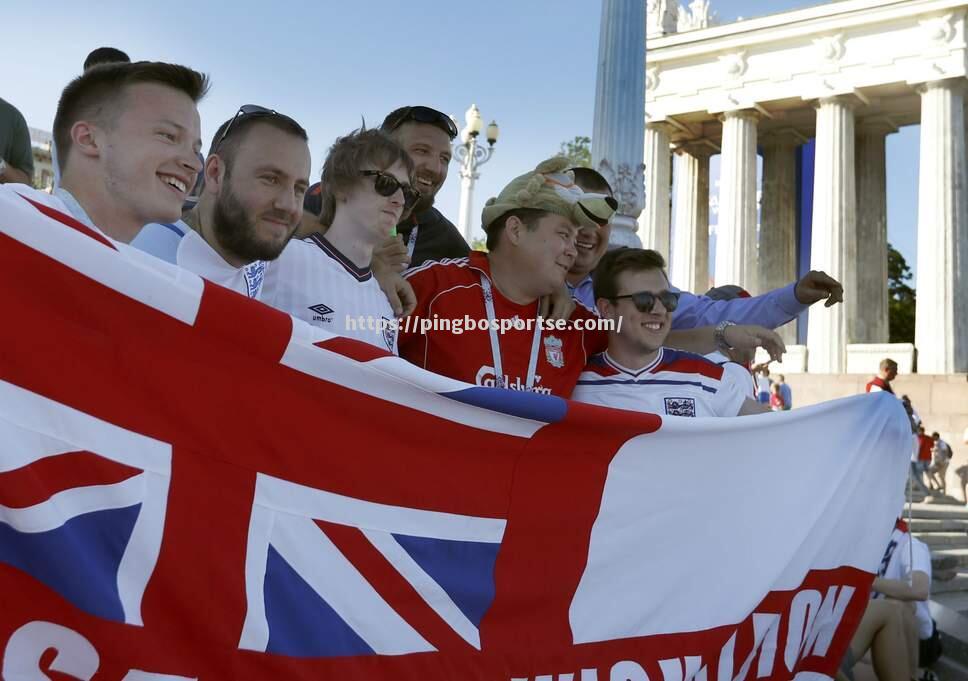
383;106;458;139
576;194;618;227
612;290;680;313
214;104;279;152
360;170;421;210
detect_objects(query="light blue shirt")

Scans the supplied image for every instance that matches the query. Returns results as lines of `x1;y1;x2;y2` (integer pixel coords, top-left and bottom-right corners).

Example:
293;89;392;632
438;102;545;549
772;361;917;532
131;220;189;264
54;188;97;231
567;272;806;331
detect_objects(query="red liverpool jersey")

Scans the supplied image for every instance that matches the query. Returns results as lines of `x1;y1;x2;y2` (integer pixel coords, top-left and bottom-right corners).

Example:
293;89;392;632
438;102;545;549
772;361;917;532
400;251;607;397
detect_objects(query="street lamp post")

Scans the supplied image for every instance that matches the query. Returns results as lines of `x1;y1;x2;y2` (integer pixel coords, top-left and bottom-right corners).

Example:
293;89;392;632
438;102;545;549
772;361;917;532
453;104;499;244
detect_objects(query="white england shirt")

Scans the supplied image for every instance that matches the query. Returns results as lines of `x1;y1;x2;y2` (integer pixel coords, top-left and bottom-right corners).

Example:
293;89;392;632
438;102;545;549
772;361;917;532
874;522;933;639
572;348;747;418
704;351;757;399
132;221;267;299
264;234;398;354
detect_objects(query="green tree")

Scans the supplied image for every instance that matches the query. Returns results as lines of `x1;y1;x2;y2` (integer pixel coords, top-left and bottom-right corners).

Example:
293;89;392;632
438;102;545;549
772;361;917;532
559;136;592;168
888;243;916;343
470;236;487;252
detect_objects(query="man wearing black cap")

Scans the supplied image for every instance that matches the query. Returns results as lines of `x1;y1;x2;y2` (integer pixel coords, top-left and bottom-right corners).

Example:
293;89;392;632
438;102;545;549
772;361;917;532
301;105;469;270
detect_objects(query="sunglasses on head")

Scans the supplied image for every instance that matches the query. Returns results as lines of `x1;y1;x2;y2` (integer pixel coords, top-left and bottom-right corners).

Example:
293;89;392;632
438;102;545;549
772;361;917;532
383;106;458;139
360;170;421;210
612;290;680;313
214;104;279;152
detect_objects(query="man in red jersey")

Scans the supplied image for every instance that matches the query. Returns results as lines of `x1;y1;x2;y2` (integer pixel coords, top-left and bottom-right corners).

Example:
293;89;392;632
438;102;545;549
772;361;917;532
399;157;616;396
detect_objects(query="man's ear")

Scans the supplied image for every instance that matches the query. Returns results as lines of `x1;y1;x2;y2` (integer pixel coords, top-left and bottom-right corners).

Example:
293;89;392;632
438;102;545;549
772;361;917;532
70;121;102;160
504;215;524;246
204;155;225;194
596;297;613;320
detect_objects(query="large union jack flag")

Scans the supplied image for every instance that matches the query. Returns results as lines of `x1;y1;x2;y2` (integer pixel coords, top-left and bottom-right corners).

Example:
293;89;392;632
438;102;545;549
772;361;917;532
0;185;912;681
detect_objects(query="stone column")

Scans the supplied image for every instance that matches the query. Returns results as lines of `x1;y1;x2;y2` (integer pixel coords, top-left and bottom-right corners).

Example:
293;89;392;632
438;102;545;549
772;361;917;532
853;119;895;343
638;122;673;253
592;0;646;249
915;79;968;373
759;129;801;343
806;96;857;373
671;143;712;294
714;109;759;291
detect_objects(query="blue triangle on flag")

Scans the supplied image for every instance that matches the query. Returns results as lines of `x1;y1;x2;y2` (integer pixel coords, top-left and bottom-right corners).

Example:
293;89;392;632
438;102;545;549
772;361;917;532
264;545;374;657
0;504;140;622
392;533;500;628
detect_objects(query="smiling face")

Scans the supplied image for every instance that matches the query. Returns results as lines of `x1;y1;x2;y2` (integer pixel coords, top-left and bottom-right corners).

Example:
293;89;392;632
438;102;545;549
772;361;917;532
99;82;203;228
391;122;451;213
207;122;311;264
572;218;611;279
598;267;673;356
510;212;579;296
339;160;411;245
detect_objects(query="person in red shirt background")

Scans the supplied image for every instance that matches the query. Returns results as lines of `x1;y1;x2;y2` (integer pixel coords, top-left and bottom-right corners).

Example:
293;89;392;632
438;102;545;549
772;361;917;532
916;425;934;492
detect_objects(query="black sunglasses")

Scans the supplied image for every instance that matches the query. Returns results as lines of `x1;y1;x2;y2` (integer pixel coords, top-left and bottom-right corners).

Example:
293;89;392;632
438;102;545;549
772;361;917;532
612;290;680;313
382;106;458;139
214;104;278;151
360;170;421;210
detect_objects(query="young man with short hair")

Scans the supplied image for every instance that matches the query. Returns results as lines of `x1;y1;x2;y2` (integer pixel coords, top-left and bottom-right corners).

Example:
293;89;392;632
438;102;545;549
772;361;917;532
3;61;207;252
867;358;899;394
263;129;417;353
572;248;768;417
300;105;468;270
132;106;310;298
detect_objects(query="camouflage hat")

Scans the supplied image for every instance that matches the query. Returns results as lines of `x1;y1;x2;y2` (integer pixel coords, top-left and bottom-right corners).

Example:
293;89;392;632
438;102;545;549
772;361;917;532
481;157;617;232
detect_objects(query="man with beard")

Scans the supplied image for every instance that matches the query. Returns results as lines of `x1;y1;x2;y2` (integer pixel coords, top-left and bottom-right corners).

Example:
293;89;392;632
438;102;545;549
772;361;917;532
3;60;206;255
132;105;310;298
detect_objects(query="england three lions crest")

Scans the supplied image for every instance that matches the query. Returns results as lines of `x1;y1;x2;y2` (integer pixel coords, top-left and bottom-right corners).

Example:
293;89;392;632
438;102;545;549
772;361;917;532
664;397;697;417
543;335;564;368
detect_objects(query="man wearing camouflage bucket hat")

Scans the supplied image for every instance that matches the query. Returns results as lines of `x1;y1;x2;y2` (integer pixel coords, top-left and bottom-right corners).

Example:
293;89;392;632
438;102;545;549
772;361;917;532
397;157;618;397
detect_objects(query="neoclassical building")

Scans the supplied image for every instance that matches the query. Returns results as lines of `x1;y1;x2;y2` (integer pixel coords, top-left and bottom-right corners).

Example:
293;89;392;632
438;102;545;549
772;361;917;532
641;0;967;374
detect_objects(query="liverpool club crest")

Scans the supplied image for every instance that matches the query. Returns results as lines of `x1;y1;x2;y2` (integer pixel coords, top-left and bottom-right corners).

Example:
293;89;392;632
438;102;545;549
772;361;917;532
543;335;564;368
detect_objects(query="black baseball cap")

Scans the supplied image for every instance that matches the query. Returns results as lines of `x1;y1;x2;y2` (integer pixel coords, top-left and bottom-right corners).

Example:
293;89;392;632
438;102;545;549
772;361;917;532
381;106;458;140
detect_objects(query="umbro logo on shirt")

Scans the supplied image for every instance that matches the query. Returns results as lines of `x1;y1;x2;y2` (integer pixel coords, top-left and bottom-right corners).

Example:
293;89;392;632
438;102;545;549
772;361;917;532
308;303;334;322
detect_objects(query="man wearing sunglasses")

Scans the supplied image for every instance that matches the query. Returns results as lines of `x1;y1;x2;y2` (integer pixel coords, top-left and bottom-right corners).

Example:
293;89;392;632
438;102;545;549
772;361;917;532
262;128;417;353
132;105;310;299
572;248;768;417
300;105;467;267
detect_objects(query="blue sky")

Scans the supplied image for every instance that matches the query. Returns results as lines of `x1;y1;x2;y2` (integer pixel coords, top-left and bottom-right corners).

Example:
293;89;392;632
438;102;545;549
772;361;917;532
1;0;917;277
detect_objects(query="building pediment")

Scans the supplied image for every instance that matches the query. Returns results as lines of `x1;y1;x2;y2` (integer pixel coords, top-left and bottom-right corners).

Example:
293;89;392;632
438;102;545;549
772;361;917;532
646;0;968;140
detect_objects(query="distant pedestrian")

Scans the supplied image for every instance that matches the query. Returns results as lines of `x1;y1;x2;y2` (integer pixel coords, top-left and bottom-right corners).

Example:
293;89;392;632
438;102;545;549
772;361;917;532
928;432;953;495
866;358;897;394
755;366;772;404
769;383;785;412
776;374;792;410
915;426;933;493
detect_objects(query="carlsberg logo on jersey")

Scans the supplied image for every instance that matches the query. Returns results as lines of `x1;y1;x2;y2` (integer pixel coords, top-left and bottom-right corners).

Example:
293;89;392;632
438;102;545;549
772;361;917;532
474;365;553;395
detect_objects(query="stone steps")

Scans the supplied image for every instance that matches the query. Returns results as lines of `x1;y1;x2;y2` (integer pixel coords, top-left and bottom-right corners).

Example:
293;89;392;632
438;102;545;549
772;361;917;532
921;532;968;549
